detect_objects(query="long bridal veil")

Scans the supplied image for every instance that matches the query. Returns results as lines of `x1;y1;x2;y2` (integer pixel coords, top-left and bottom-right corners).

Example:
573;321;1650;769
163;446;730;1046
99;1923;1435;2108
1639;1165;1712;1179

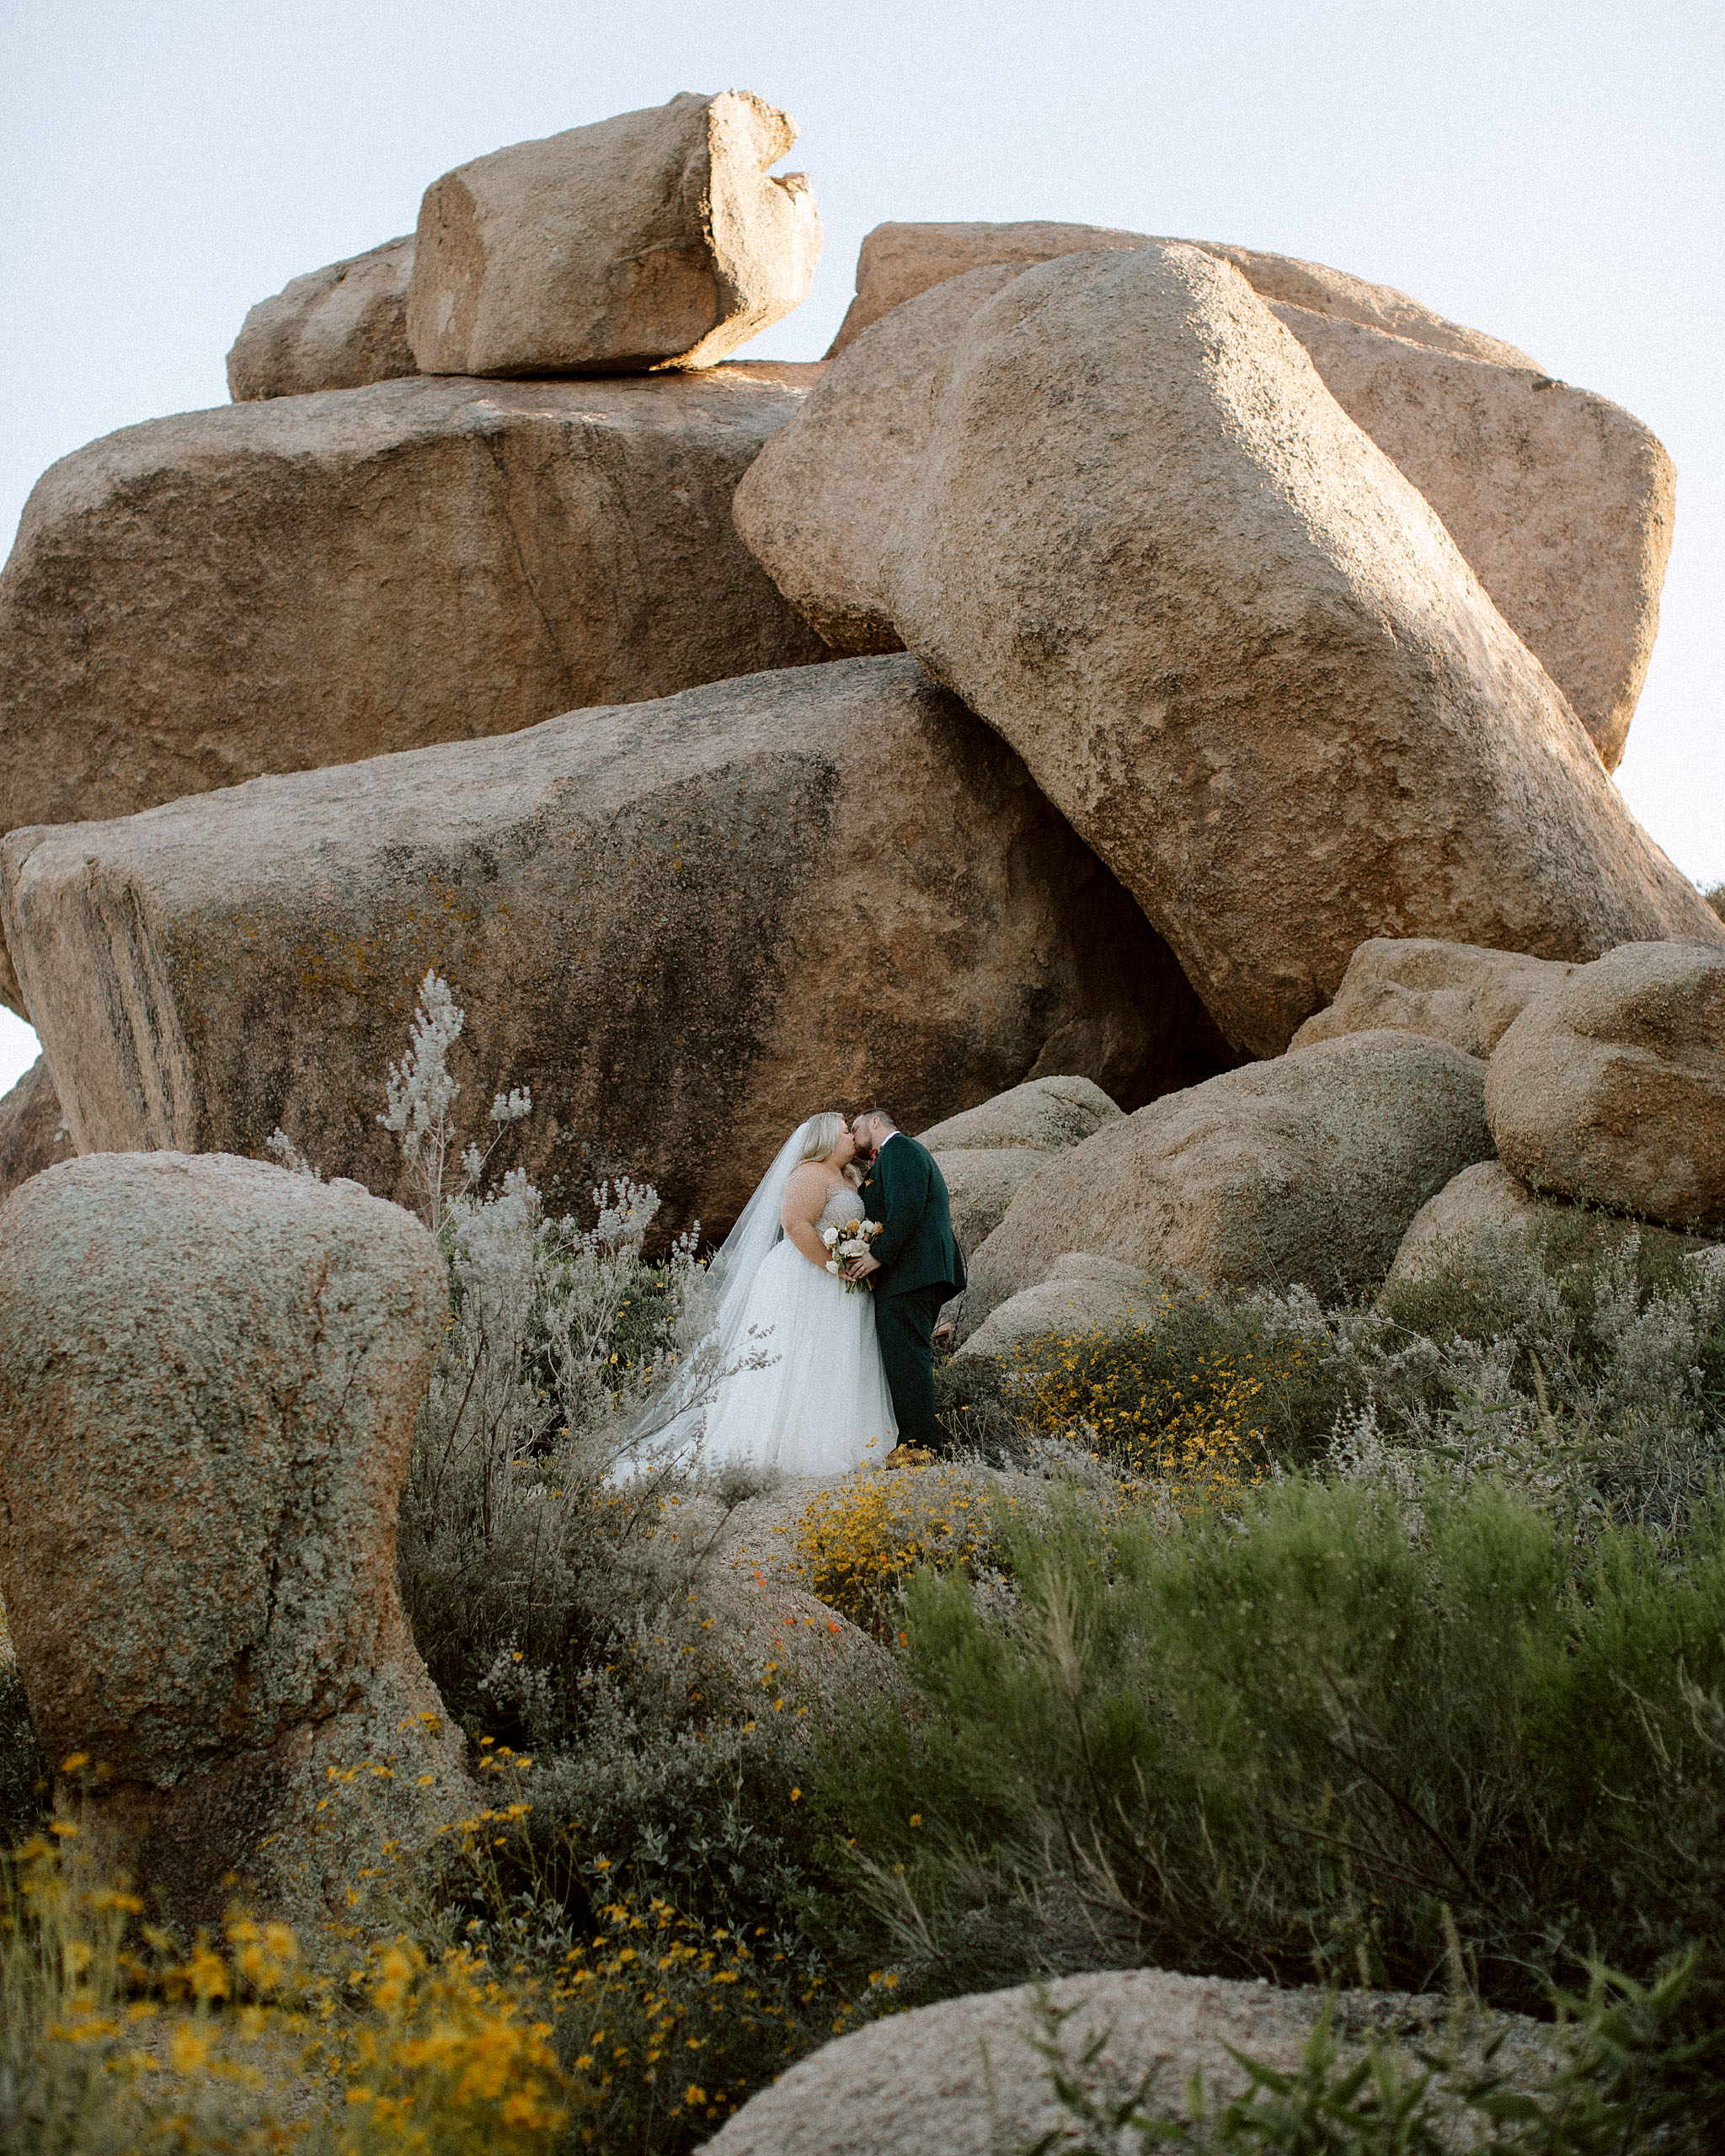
621;1118;821;1455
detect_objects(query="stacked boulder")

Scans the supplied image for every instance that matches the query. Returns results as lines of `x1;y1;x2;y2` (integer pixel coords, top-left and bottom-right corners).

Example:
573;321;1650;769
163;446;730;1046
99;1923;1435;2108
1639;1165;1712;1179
2;107;1721;1307
953;936;1725;1353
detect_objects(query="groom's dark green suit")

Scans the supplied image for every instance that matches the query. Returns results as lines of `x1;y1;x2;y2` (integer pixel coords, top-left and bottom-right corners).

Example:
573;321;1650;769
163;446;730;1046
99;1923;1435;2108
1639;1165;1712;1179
858;1133;966;1455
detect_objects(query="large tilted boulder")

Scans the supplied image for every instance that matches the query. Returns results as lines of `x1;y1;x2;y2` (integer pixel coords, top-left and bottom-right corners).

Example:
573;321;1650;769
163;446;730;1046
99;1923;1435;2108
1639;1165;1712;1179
704;1965;1557;2156
0;1153;463;1925
734;266;1023;653
1486;940;1725;1230
0;1055;74;1203
954;1030;1494;1336
755;257;1618;674
3;657;1221;1246
884;244;1722;1059
408;92;820;377
825;219;1541;368
1292;938;1578;1059
1277;306;1672;767
0;367;828;1014
227;235;418;399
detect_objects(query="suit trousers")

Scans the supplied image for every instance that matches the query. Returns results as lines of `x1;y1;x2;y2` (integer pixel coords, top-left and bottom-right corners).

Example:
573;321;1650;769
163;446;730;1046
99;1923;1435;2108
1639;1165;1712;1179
874;1282;952;1453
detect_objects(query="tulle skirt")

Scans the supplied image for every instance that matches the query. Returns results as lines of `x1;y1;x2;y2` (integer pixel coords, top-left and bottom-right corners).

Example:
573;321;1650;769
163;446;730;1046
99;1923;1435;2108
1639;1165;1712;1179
700;1239;898;1475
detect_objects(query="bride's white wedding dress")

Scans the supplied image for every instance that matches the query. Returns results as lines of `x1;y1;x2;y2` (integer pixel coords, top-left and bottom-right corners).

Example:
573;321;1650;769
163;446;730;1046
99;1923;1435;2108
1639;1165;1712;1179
701;1181;898;1474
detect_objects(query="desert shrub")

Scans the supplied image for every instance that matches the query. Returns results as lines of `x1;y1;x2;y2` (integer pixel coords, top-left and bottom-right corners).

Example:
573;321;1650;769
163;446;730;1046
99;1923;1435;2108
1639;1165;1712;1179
0;1662;47;1843
0;1823;570;2154
819;1475;1725;2048
1028;1959;1722;2155
796;1463;1021;1638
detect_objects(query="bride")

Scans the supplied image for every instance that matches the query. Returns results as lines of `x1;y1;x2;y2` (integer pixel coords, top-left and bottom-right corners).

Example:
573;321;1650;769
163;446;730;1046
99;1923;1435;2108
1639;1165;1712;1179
644;1113;898;1475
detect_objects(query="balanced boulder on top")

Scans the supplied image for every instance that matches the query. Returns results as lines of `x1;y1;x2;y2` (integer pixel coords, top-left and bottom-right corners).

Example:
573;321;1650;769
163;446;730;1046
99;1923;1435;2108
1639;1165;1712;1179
884;243;1721;1058
407;91;821;377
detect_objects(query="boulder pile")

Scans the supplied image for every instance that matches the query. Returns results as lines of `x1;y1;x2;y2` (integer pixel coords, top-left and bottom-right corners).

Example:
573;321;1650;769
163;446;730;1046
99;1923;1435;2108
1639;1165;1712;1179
0;94;1721;1919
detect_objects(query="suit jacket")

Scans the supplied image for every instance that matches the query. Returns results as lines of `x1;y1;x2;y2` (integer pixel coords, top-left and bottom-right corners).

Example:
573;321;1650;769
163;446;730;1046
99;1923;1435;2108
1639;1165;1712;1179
858;1134;967;1301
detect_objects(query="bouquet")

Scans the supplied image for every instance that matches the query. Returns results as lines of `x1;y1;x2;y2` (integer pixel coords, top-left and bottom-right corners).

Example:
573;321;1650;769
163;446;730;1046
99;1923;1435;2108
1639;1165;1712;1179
822;1215;883;1292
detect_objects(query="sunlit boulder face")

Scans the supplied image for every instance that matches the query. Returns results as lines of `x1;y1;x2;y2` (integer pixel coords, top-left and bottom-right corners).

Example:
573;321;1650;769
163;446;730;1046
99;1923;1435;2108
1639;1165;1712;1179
882;243;1721;1059
2;655;1232;1246
407;90;821;376
0;366;829;1014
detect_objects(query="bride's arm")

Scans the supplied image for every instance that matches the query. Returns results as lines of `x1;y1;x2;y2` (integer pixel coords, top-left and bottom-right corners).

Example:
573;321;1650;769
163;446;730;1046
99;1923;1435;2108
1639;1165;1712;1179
781;1166;841;1272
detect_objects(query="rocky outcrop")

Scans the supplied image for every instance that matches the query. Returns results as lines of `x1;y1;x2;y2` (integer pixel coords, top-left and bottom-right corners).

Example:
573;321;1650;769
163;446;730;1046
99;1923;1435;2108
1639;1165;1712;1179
1291;938;1578;1059
949;1251;1157;1368
704;1964;1557;2156
884;243;1722;1059
408;92;820;377
1384;1160;1543;1286
0;1056;74;1202
226;235;417;399
734;265;1022;653
0;367;829;1013
1277;306;1672;768
954;1031;1494;1336
0;1152;462;1925
917;1073;1123;1153
3;656;1220;1245
1486;940;1725;1230
825;220;1541;368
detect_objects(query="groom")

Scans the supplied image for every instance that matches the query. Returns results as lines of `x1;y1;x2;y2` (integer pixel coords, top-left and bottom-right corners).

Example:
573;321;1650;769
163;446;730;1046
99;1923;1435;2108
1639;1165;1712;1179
847;1110;966;1464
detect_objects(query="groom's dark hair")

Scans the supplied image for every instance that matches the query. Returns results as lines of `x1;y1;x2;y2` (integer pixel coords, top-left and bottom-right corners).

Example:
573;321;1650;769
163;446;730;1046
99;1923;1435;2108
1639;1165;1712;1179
859;1108;897;1129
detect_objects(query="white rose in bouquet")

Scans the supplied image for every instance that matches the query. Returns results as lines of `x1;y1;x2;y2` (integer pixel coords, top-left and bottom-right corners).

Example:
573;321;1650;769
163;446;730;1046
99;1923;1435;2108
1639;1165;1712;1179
821;1225;841;1247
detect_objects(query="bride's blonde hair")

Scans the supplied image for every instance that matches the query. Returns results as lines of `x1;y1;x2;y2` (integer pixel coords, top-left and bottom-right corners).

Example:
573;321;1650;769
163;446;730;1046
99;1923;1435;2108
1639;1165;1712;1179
796;1112;846;1165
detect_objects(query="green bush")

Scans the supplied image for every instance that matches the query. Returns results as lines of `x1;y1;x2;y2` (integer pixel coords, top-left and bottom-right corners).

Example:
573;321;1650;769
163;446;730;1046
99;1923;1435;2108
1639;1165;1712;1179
818;1475;1725;2044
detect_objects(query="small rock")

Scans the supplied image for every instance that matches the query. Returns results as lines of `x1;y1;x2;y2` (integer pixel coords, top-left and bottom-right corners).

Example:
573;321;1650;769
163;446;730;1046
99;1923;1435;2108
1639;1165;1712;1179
407;92;820;377
954;1030;1494;1337
917;1073;1123;1153
1292;938;1578;1059
226;235;417;400
1384;1161;1542;1286
950;1252;1158;1370
1486;939;1725;1230
0;1153;462;1927
928;1148;1054;1258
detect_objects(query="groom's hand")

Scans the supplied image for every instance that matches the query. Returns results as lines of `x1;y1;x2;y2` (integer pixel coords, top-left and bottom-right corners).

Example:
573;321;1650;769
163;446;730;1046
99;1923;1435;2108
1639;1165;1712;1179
845;1252;881;1280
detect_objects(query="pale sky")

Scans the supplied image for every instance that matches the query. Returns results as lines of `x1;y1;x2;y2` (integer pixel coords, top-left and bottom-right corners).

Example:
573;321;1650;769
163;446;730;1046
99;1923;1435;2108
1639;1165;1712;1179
3;0;1721;1095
